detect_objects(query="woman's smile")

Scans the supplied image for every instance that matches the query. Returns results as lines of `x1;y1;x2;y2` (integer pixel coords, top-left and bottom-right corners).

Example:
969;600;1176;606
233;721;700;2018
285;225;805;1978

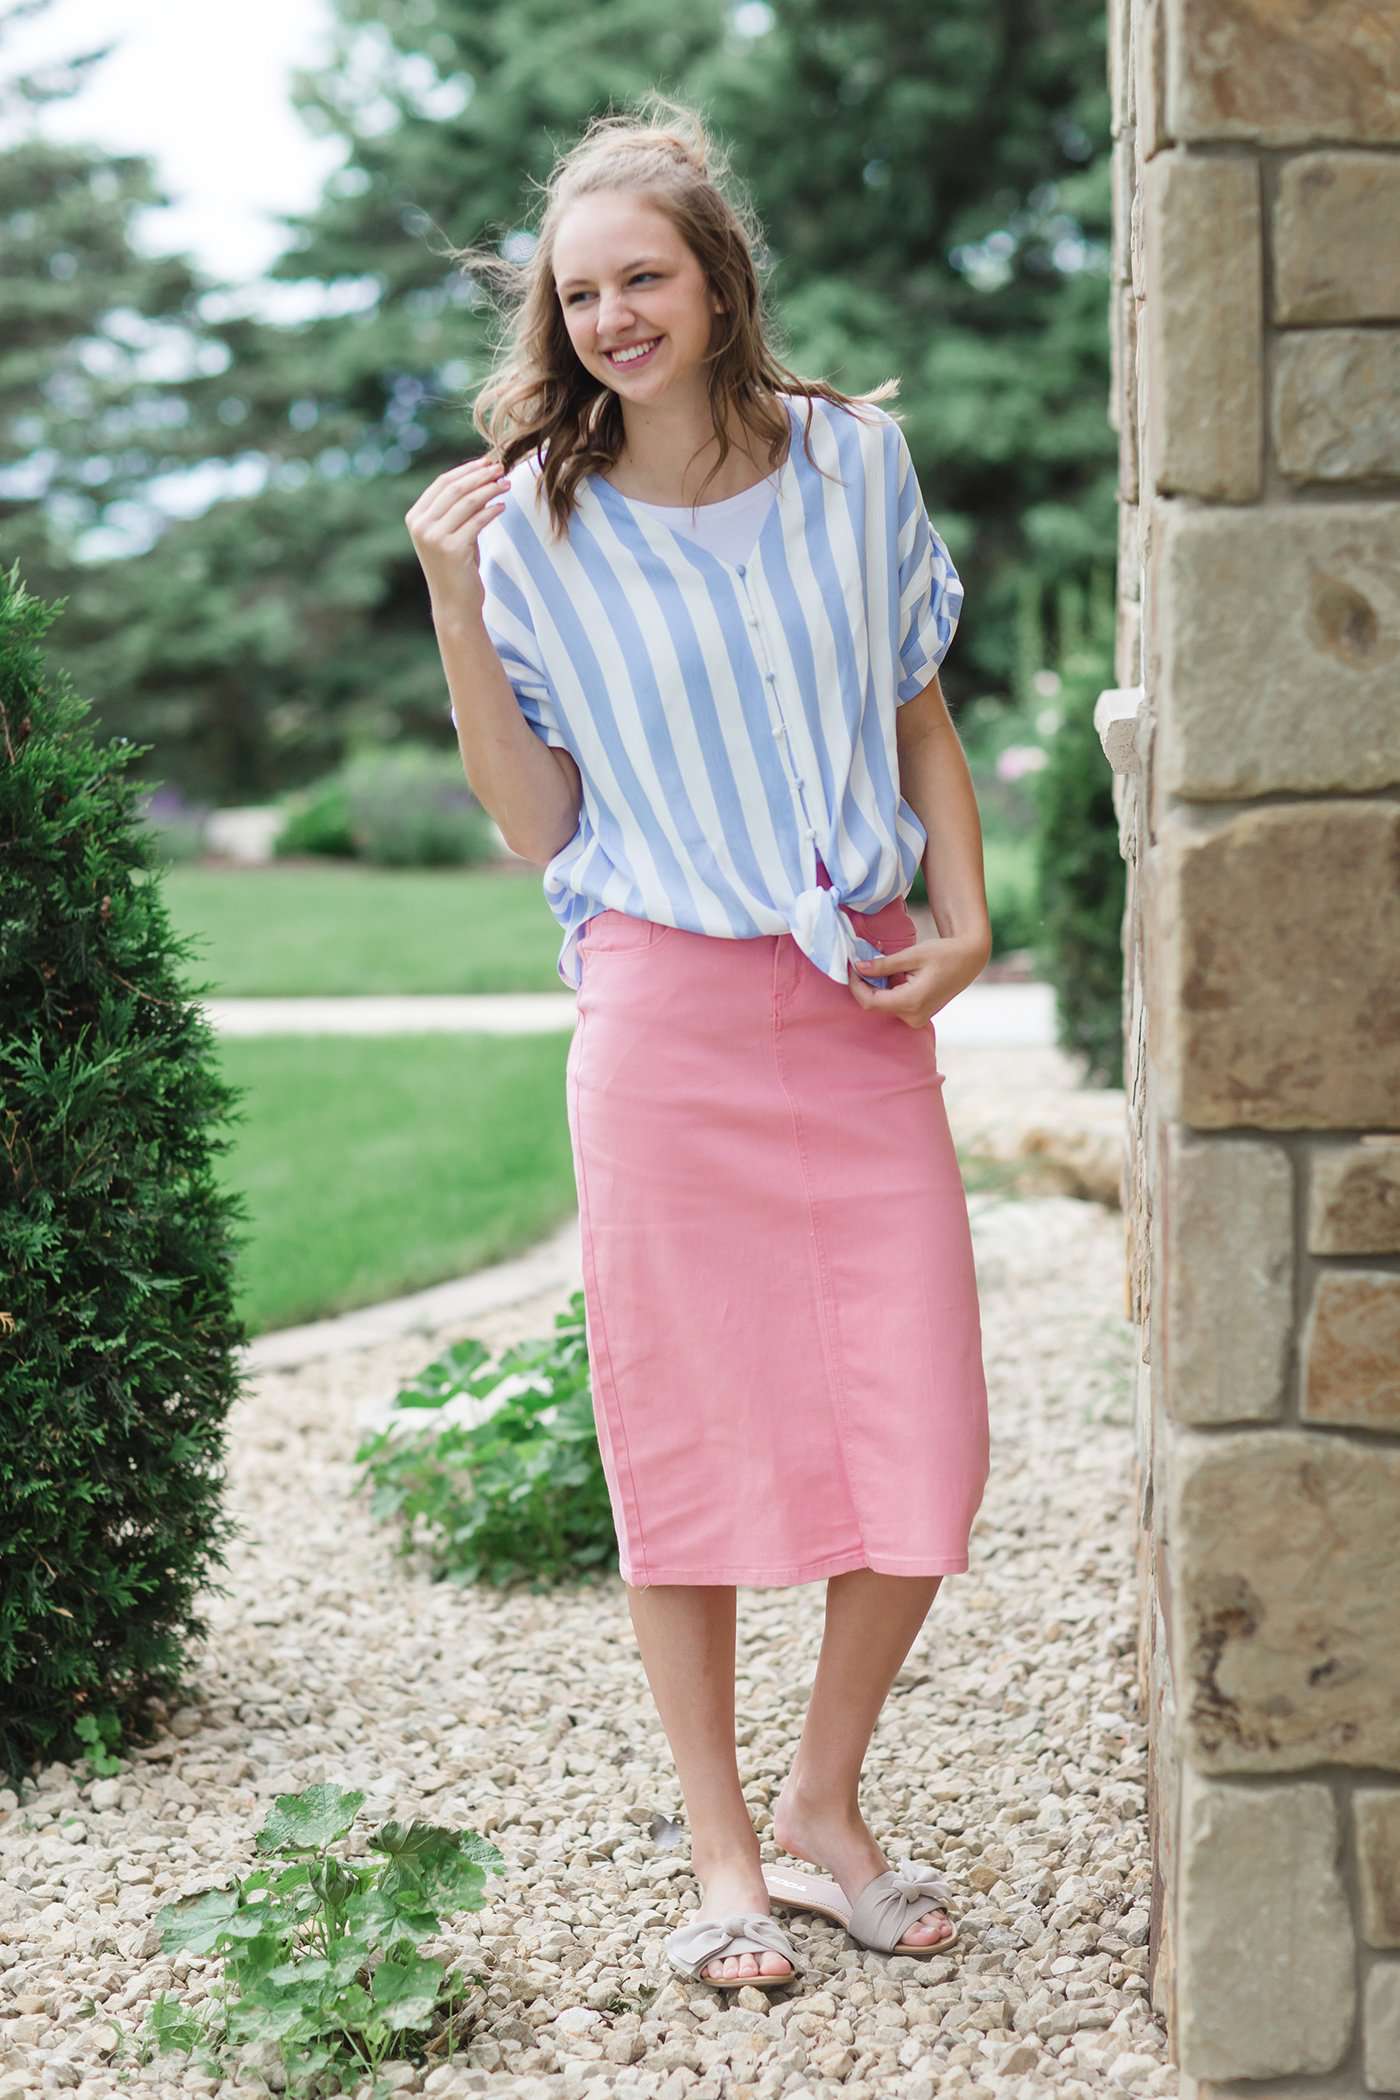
603;335;663;369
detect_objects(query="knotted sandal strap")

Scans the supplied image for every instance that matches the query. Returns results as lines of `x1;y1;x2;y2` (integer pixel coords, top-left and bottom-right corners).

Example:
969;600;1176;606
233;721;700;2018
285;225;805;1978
846;1858;956;1954
665;1909;805;1981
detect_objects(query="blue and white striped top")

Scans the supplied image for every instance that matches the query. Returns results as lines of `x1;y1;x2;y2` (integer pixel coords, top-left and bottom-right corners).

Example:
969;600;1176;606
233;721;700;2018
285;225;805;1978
460;388;963;992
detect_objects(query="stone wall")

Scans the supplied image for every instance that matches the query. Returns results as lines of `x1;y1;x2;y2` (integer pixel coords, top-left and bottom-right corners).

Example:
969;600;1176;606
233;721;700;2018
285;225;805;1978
1095;2;1400;2093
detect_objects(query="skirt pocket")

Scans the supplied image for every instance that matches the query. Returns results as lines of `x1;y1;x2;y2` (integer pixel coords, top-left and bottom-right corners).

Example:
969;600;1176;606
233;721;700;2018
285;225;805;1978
578;908;666;956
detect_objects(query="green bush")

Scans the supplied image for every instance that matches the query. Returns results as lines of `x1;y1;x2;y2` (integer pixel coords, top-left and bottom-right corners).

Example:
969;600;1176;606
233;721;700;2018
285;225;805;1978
1030;583;1126;1088
0;563;249;1786
272;772;357;859
354;1292;616;1590
275;746;497;868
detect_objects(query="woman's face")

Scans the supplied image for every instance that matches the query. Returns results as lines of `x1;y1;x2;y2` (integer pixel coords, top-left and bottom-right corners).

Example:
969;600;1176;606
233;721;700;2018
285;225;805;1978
553;192;722;400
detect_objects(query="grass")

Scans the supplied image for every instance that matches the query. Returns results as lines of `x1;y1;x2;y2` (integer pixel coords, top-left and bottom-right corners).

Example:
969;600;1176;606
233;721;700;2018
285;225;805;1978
160;862;569;997
213;1033;577;1336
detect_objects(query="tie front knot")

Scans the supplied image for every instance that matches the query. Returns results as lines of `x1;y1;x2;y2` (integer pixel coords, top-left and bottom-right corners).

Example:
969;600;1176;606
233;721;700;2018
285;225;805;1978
891;1858;953;1905
790;883;890;989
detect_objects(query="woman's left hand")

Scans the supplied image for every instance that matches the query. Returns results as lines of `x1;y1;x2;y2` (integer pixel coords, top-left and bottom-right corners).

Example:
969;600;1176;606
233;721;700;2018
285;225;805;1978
848;929;992;1029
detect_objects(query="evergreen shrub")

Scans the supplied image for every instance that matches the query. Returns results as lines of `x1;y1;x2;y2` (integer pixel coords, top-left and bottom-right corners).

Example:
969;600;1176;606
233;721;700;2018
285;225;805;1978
0;565;248;1785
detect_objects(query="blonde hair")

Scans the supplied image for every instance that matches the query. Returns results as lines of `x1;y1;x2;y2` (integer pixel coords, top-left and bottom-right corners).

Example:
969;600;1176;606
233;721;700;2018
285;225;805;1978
442;91;902;538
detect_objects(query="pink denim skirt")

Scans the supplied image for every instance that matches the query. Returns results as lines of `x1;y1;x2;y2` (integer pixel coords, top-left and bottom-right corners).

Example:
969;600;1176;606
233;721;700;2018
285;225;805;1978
564;866;990;1588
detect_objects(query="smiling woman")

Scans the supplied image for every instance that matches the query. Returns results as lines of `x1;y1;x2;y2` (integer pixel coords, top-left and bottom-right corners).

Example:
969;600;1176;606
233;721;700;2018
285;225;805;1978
406;89;992;1993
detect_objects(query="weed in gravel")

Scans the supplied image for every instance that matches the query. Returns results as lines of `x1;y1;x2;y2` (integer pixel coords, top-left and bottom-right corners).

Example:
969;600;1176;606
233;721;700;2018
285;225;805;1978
136;1780;504;2098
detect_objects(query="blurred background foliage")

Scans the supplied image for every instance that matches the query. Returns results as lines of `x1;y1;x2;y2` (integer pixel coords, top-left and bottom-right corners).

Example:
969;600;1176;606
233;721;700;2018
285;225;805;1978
1;0;1115;802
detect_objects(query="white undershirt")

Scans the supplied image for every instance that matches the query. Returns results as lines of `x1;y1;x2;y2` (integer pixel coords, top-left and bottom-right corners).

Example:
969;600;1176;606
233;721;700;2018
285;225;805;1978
623;475;781;567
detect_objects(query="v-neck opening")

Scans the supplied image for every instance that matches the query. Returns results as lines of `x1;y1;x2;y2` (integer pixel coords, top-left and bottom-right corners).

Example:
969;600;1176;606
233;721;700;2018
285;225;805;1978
586;392;801;579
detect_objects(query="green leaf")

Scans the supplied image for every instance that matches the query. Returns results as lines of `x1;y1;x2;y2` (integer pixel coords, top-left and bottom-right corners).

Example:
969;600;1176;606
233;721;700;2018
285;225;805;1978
218;1929;286;1982
142;1990;206;2055
370;1821;505;1902
253;1783;365;1854
154;1886;240;1955
370;1942;446;2031
225;1993;314;2045
343;1881;438;1947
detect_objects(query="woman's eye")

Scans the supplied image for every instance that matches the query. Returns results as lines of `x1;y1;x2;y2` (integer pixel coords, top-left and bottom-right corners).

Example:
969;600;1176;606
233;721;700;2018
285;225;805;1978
565;272;657;306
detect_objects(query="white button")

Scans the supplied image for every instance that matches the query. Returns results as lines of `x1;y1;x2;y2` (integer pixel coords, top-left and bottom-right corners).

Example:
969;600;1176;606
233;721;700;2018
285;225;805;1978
772;723;787;740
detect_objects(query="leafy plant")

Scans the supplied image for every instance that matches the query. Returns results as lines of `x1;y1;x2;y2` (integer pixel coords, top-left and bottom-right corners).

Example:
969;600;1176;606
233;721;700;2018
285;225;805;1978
353;1291;617;1590
141;1782;505;2097
0;563;248;1787
74;1711;126;1777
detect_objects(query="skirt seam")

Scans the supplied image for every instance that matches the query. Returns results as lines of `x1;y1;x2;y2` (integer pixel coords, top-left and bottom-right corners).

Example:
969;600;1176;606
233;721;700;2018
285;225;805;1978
770;940;867;1558
569;996;652;1585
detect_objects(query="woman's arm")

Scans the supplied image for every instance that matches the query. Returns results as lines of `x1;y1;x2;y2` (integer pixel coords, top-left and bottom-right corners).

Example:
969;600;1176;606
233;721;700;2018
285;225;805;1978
894;675;993;958
436;606;582;866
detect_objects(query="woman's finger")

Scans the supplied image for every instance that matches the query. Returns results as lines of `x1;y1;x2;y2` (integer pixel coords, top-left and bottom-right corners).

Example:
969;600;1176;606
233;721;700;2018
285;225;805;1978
406;456;508;529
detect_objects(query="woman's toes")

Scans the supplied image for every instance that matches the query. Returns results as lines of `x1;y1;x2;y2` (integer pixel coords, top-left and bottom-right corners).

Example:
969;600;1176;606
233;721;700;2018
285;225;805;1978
759;1952;793;1977
903;1912;953;1946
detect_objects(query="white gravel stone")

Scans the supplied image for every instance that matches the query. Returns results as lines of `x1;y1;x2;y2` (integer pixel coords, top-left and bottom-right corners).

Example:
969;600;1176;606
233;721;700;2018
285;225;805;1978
0;1181;1171;2098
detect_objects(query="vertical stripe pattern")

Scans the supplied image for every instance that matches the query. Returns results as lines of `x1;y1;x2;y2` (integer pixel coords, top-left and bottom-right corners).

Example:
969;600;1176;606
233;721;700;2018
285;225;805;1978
456;391;964;991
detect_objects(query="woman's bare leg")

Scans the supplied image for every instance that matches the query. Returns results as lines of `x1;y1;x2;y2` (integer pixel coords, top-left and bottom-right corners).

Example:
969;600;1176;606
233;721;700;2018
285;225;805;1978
771;1568;954;1948
625;1581;792;1982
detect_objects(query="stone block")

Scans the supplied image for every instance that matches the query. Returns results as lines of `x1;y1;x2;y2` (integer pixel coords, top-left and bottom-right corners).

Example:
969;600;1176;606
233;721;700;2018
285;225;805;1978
1162;1129;1292;1423
1118;496;1141;600
1118;287;1139;502
1167;0;1400;144
1137;0;1168;161
1302;1271;1400;1431
1116;593;1141;697
1366;1963;1400;2094
1141;154;1262;501
1149;804;1400;1131
1109;0;1133;140
1169;1429;1400;1770
1153;504;1400;797
1112;133;1135;287
1276;331;1400;482
1176;1769;1354;2078
1276;154;1400;323
1309;1141;1400;1255
1356;1791;1400;1948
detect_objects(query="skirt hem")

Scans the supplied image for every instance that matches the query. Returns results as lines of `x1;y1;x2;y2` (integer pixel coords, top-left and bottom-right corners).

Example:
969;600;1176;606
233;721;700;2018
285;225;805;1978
618;1546;971;1589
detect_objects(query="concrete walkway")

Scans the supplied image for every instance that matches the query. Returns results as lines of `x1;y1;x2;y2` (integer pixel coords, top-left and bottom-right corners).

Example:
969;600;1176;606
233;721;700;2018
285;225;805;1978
202;978;1059;1048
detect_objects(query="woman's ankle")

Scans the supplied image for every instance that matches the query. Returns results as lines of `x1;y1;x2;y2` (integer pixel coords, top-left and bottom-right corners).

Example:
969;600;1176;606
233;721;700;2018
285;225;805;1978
775;1768;863;1823
689;1832;763;1881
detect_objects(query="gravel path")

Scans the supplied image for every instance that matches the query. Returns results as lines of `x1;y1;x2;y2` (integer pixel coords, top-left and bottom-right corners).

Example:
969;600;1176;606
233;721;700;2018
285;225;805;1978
0;1185;1176;2100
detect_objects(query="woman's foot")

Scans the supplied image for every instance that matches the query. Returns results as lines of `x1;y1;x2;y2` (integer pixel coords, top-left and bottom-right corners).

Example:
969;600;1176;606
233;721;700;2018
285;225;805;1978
690;1854;796;1983
771;1775;955;1949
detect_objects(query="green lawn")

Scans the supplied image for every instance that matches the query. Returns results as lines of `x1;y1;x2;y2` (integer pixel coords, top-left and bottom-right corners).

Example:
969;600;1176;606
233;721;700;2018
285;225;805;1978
160;862;569;997
213;1033;578;1335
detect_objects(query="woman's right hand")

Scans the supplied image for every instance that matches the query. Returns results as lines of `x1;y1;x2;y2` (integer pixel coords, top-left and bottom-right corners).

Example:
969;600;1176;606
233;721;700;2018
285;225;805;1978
404;452;513;623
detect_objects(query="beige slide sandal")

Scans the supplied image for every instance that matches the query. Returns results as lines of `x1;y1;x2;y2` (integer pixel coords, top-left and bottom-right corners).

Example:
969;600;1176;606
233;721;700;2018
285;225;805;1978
764;1858;960;1958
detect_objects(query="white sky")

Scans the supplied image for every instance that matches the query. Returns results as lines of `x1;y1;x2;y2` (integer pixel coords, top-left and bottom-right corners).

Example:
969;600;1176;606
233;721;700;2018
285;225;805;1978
3;0;341;285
